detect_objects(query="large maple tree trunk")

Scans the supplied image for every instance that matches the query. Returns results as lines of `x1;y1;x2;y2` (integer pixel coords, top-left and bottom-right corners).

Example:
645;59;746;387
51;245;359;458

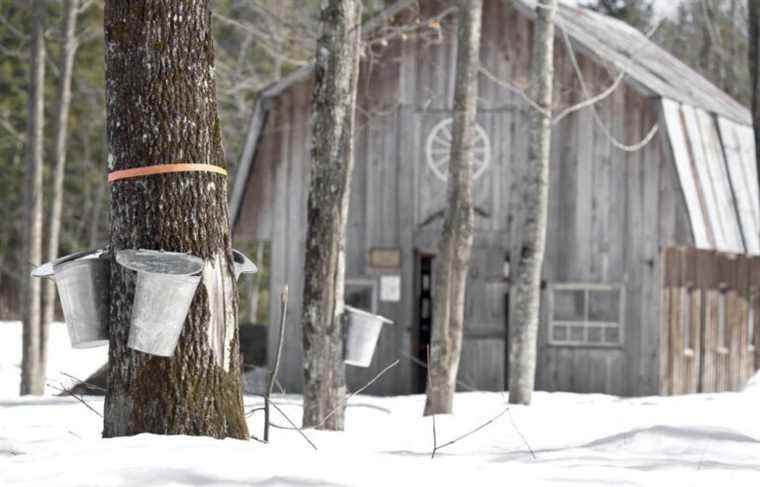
42;0;79;379
301;0;362;431
508;0;557;406
20;0;46;396
103;0;248;439
424;0;482;416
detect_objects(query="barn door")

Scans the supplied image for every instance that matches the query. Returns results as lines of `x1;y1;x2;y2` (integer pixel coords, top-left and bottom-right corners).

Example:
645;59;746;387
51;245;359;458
415;253;435;393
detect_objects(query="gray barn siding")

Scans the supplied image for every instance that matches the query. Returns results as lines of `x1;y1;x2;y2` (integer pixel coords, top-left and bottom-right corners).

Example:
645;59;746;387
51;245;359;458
234;1;696;396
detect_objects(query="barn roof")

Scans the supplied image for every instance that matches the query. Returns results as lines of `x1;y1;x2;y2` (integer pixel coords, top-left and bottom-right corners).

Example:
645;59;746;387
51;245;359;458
515;0;751;126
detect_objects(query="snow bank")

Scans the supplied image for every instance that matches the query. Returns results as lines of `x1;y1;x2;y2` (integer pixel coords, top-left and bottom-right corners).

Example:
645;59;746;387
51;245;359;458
2;322;760;485
0;321;107;398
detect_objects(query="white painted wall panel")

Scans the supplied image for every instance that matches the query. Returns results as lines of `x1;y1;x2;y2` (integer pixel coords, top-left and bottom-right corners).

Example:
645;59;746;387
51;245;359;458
661;99;711;249
717;117;760;254
694;108;744;253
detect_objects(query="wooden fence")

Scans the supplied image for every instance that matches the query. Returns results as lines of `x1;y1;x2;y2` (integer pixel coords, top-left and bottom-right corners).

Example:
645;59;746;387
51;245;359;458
660;247;760;395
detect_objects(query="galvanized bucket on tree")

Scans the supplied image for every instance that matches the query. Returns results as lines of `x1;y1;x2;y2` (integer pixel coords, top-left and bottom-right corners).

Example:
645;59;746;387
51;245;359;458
116;249;204;357
232;249;257;280
343;305;393;367
31;249;109;349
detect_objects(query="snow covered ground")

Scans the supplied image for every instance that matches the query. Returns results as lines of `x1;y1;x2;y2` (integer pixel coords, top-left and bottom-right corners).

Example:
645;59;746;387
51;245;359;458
2;321;760;486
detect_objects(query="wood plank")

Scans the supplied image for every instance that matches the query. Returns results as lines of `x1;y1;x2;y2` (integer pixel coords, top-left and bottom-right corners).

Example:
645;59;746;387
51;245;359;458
695;110;745;253
660;99;711;248
717;118;759;253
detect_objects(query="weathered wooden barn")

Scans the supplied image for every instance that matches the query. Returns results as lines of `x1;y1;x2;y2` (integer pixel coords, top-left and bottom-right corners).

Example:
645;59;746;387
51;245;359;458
230;0;760;397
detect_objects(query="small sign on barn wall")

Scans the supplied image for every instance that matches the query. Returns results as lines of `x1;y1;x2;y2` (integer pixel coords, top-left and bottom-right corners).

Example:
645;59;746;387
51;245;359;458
380;275;401;302
369;247;401;268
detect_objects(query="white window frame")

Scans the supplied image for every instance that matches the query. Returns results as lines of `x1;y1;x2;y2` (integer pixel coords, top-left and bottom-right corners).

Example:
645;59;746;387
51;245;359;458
547;282;625;348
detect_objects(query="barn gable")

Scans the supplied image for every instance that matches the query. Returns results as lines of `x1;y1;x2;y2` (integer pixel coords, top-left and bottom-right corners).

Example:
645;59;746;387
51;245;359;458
231;0;758;258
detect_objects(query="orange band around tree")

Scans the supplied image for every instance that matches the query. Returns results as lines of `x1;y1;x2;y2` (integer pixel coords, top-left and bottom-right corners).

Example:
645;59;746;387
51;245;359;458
107;163;227;183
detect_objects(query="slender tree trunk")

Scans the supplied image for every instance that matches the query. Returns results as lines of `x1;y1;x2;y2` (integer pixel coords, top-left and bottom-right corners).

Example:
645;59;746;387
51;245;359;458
423;0;482;416
20;0;46;396
41;0;79;379
88;177;106;248
301;0;362;431
508;0;556;406
750;0;760;224
728;0;738;99
103;0;248;439
247;240;265;323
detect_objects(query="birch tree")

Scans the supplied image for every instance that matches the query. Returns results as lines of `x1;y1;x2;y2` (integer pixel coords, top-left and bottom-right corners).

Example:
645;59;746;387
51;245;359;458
20;0;46;396
508;0;557;406
424;0;482;416
41;0;80;380
301;0;362;431
103;0;248;438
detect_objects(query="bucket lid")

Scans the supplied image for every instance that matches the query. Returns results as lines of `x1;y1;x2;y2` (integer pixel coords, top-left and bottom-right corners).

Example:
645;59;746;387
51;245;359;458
116;249;203;276
31;249;105;278
344;305;394;324
232;249;258;278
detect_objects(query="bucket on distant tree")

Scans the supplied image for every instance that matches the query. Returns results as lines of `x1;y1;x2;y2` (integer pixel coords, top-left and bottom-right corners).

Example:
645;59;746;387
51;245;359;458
116;249;204;357
232;249;257;281
31;249;109;349
343;305;393;367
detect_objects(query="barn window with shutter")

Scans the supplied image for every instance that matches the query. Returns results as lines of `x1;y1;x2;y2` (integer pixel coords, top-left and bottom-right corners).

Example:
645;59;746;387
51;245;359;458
548;283;625;347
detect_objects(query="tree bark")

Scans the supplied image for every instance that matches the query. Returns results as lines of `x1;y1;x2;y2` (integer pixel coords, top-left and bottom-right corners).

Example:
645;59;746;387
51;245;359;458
20;0;46;396
42;0;79;381
103;0;248;439
423;0;482;416
750;0;760;224
301;0;362;431
508;0;557;406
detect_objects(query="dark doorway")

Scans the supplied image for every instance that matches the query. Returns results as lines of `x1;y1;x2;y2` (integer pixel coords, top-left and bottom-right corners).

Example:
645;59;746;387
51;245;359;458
416;254;434;392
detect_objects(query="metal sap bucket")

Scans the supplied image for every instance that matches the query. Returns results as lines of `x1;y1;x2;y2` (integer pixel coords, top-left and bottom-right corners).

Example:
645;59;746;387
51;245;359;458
343;305;393;367
31;249;109;349
116;249;204;357
232;249;258;280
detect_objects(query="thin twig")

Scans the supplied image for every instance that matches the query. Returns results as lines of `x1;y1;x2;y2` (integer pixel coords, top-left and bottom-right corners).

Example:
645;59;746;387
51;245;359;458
268;400;318;451
399;351;477;392
60;372;106;393
246;406;266;417
506;408;536;460
434;407;509;454
311;359;399;429
47;382;103;418
265;285;288;441
250;434;268;444
498;391;536;460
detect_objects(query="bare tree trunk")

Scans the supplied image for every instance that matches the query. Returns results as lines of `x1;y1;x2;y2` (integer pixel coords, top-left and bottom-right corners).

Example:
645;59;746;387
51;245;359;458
301;0;362;431
423;0;482;417
508;0;557;406
728;0;739;99
750;0;760;222
20;0;46;397
88;177;106;248
103;0;248;439
41;0;79;380
247;240;265;323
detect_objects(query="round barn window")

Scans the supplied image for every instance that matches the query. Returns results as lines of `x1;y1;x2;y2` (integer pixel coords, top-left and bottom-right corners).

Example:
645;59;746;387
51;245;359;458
425;117;491;182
